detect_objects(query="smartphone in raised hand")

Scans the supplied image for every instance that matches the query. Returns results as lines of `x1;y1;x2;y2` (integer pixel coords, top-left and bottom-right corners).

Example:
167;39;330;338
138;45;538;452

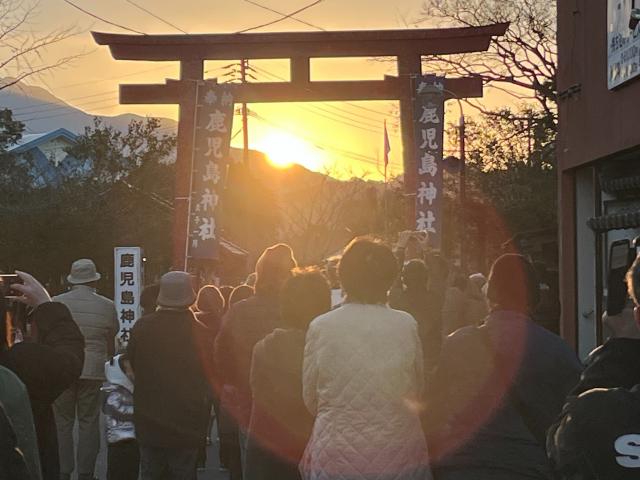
0;274;23;299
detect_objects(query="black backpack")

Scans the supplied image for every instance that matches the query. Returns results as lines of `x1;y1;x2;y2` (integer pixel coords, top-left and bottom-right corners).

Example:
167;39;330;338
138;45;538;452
547;385;640;480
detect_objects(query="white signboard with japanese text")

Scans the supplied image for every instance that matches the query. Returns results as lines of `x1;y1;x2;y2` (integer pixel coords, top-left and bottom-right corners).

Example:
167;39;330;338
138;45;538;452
114;247;142;345
608;0;640;89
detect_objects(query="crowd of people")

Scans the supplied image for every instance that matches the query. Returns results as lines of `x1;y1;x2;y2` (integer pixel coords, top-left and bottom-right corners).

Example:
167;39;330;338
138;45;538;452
2;233;640;480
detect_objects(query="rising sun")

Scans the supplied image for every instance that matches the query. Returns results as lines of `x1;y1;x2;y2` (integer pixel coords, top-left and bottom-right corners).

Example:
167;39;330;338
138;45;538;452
254;131;325;171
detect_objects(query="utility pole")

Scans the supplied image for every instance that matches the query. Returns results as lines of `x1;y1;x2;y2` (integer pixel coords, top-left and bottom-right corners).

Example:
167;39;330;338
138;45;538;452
240;59;249;163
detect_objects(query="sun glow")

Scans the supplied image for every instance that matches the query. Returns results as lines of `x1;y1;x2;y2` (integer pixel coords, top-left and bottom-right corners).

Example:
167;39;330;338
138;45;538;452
254;131;326;171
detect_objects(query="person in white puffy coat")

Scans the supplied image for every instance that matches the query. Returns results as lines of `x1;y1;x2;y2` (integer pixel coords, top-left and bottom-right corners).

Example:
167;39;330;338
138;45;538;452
301;238;432;480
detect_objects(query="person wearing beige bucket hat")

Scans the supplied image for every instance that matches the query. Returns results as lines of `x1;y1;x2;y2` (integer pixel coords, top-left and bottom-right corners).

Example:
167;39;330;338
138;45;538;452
127;271;212;479
53;259;118;480
65;259;102;285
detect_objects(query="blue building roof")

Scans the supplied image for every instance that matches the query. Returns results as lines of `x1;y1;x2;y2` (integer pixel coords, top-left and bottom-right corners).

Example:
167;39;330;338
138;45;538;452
7;128;77;153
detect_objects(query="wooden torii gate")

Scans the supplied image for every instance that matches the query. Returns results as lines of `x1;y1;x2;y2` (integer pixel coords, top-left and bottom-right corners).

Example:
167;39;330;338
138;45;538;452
93;24;508;269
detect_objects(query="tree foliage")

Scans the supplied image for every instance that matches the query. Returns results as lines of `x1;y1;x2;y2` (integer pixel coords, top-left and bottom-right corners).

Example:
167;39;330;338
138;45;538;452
0;115;177;294
444;106;557;265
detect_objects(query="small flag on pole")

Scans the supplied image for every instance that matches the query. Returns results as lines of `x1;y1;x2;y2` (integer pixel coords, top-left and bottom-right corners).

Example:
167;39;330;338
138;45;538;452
383;120;391;180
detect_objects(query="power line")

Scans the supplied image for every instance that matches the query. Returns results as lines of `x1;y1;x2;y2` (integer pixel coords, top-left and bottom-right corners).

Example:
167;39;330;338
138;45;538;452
124;0;189;34
252;65;394;121
12;96;119;119
250;66;398;136
232;5;395;120
9;63;226;114
51;65;178;90
17;101;124;123
249;110;401;170
250;66;379;126
9;91;116;114
46;62;222;92
241;0;326;31
62;0;147;35
236;0;325;34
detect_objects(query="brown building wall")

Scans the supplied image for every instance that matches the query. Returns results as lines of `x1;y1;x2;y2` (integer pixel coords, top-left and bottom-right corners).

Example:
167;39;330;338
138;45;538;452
558;0;640;172
558;0;640;349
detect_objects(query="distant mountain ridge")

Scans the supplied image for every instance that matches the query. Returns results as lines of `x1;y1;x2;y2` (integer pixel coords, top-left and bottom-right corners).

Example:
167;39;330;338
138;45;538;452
0;79;178;134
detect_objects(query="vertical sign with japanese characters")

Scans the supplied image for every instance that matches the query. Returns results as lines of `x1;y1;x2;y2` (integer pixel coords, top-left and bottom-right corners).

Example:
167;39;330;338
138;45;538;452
188;81;235;261
114;247;142;345
412;75;445;250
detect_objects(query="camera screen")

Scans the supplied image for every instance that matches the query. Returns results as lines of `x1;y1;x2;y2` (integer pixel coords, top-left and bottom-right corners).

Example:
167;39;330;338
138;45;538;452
0;275;22;298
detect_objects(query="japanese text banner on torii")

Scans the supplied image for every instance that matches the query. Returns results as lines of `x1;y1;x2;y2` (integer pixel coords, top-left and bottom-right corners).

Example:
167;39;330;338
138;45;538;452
412;75;445;250
189;81;235;260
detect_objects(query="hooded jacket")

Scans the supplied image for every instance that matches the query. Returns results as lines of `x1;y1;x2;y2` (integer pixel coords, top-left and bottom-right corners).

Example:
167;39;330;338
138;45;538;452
101;355;135;445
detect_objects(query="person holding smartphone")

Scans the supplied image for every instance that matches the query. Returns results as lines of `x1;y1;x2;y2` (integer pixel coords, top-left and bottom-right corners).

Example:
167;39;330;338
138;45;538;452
548;254;640;479
0;271;85;480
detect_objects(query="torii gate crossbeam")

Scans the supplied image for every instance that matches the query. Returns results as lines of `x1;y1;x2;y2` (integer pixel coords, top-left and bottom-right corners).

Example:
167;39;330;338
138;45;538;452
93;24;508;269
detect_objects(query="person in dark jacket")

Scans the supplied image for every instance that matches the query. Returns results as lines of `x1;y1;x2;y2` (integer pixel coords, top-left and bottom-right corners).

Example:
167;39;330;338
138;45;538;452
219;286;234;314
127;271;212;480
0;365;41;480
195;285;225;337
216;283;255;476
0;271;85;480
0;401;31;480
215;243;297;474
568;255;640;397
547;254;640;479
229;284;254;306
389;259;442;372
194;285;224;466
245;269;331;480
139;283;160;316
426;254;582;480
548;384;640;480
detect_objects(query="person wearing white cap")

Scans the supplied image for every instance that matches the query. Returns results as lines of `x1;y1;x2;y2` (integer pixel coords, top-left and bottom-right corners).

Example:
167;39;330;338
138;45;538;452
127;271;212;480
52;259;118;480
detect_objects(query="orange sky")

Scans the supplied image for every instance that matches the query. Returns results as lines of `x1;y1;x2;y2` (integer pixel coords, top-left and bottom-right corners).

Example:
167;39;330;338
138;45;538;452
18;0;516;179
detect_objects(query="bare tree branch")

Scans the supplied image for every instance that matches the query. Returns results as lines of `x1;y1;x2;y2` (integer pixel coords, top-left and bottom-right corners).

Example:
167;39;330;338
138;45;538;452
0;0;83;90
419;0;557;118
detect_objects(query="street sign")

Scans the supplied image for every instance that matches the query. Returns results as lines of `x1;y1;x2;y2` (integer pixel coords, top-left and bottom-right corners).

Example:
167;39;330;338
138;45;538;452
608;0;640;89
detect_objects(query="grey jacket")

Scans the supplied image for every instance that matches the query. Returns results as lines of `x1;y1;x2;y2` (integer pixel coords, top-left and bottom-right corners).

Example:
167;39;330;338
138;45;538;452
53;286;118;380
